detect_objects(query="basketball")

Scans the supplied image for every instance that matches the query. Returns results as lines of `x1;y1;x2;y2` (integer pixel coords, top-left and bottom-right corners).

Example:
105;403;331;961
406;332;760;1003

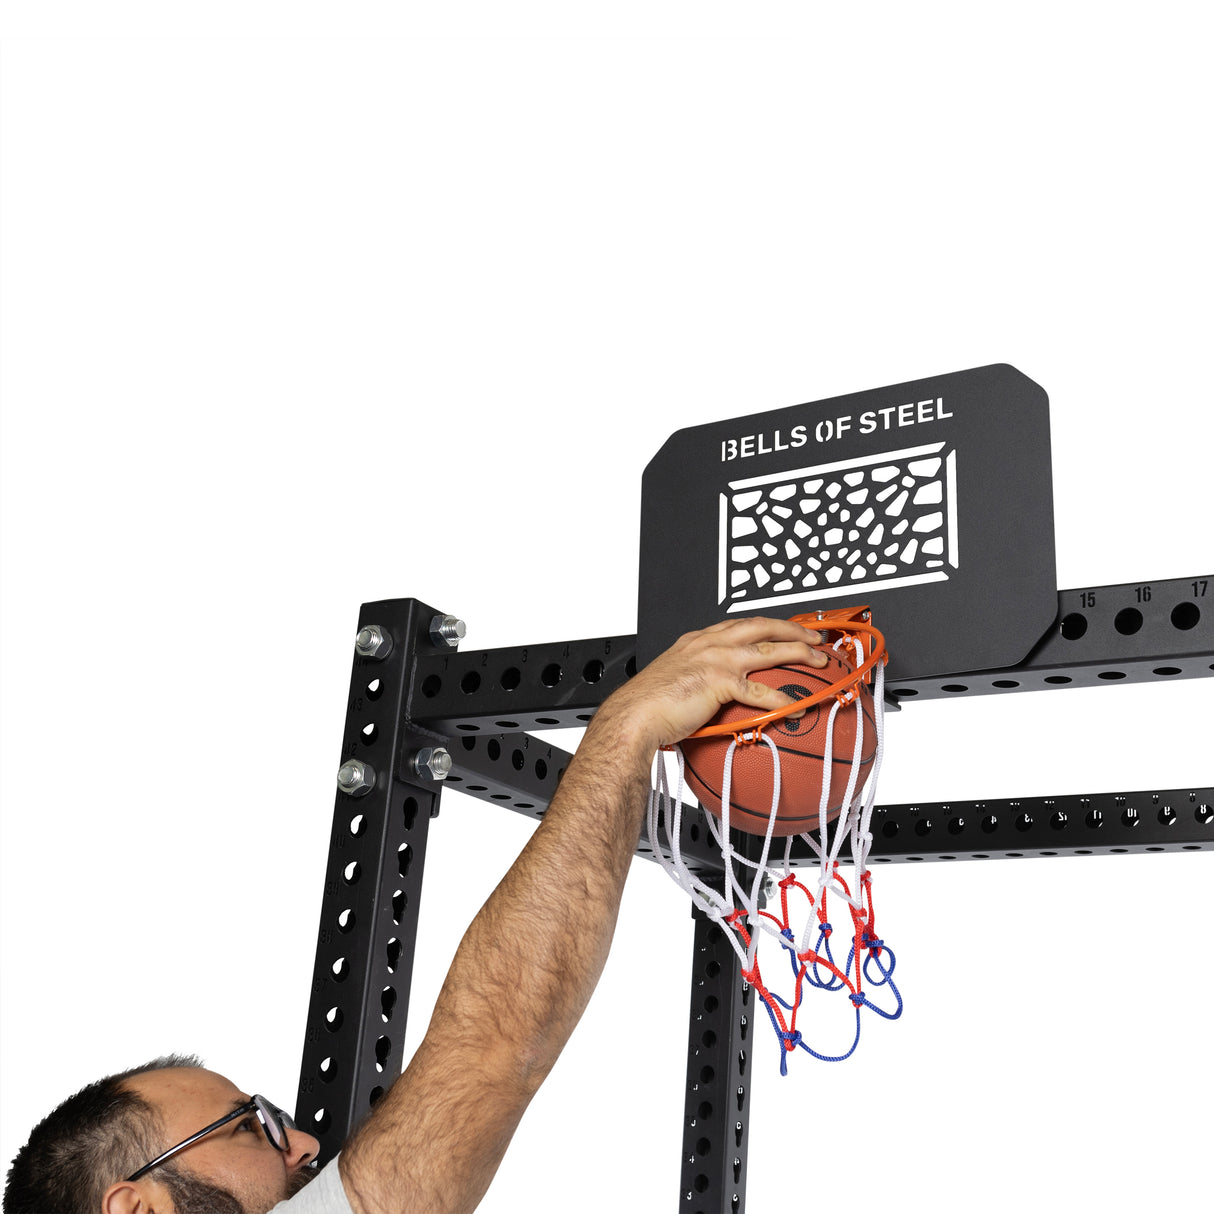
680;649;877;837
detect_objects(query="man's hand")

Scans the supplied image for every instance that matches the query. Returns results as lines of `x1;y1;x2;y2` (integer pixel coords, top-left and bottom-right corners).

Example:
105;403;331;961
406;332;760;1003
596;616;827;756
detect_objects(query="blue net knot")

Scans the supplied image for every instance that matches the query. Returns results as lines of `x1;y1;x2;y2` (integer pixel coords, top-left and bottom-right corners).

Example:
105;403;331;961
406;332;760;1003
778;1030;802;1076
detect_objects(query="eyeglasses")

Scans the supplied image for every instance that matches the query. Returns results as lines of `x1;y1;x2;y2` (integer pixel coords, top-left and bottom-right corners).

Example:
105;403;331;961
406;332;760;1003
126;1094;297;1181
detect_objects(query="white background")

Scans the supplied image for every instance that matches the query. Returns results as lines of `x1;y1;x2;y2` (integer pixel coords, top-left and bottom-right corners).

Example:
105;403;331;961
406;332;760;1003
2;6;1212;1212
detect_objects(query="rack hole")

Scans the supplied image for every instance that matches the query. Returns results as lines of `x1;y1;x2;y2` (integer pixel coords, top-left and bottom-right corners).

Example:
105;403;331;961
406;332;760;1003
337;908;356;933
343;862;361;885
940;684;968;694
319;1057;336;1083
361;722;378;744
512;749;526;771
460;671;481;694
1171;601;1200;630
1085;809;1104;828
1097;671;1127;680
582;659;605;684
1153;667;1182;676
375;1036;392;1073
325;1006;343;1032
501;666;521;691
380;987;397;1023
386;938;401;973
1114;608;1143;635
1060;613;1088;640
541;663;563;687
421;675;441;698
696;1137;712;1156
392;889;406;923
947;817;965;835
349;814;366;838
992;679;1020;688
366;678;383;701
981;815;998;834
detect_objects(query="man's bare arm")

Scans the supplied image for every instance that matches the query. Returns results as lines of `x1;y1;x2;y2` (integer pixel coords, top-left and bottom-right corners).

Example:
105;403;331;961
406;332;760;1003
338;618;825;1214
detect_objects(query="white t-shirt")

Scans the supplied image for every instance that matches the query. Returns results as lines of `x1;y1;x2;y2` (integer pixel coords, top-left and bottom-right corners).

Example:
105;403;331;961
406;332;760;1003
269;1156;354;1213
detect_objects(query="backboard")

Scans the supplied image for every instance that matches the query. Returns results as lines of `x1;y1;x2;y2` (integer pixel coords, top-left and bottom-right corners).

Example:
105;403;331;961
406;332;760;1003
637;364;1058;680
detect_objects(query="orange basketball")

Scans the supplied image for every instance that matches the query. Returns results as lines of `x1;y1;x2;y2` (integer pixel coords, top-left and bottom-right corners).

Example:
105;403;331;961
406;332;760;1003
680;651;877;837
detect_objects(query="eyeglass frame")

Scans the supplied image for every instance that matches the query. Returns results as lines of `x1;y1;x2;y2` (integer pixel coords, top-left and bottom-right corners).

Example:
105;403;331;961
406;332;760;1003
125;1094;297;1182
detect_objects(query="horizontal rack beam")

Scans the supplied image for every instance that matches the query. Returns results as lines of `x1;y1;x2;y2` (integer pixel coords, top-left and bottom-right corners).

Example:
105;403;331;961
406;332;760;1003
411;634;635;734
885;574;1212;702
410;576;1212;735
443;733;1212;864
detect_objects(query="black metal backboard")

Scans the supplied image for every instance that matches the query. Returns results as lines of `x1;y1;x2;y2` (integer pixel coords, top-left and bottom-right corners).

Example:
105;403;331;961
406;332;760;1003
638;364;1057;680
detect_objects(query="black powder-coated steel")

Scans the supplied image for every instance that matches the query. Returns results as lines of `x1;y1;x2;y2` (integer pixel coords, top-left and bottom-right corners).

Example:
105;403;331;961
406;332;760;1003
300;585;1211;1206
638;364;1059;681
680;909;754;1214
295;599;446;1165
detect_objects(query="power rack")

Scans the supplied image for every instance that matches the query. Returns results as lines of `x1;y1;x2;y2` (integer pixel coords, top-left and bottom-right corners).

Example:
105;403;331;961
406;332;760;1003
295;576;1212;1212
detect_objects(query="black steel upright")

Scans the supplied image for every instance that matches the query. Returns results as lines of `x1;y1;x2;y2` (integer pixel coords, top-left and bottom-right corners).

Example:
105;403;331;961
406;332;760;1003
295;599;452;1162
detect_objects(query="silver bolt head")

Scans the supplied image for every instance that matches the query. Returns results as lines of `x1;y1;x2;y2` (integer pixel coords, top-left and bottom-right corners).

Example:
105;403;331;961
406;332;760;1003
355;624;393;659
429;615;466;649
413;746;453;781
337;759;376;796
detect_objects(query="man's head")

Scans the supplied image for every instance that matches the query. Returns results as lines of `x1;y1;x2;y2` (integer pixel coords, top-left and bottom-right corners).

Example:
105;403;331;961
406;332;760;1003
4;1055;321;1214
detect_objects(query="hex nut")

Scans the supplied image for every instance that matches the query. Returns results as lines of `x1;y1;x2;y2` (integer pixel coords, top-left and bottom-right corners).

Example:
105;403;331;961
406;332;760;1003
412;747;453;782
337;759;376;796
429;615;466;649
355;625;393;660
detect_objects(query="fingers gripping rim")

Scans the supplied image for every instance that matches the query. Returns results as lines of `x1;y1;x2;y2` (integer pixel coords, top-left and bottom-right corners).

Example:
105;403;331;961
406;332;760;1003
685;606;888;742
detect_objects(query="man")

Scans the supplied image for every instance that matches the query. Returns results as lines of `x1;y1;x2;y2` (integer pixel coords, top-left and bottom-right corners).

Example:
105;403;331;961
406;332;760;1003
6;618;826;1214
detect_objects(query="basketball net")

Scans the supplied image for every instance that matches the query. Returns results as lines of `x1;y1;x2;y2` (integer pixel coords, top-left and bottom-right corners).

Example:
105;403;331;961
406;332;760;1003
646;614;902;1072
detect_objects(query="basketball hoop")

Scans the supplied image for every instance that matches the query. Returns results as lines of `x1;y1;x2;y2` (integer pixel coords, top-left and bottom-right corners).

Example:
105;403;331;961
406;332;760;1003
647;607;902;1072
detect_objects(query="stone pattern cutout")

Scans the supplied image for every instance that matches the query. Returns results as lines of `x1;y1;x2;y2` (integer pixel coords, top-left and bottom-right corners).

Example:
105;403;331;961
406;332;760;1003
720;442;958;609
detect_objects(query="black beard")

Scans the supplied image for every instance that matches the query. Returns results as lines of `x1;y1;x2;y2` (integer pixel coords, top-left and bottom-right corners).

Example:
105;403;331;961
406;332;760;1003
156;1159;317;1213
286;1165;319;1197
157;1164;245;1214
